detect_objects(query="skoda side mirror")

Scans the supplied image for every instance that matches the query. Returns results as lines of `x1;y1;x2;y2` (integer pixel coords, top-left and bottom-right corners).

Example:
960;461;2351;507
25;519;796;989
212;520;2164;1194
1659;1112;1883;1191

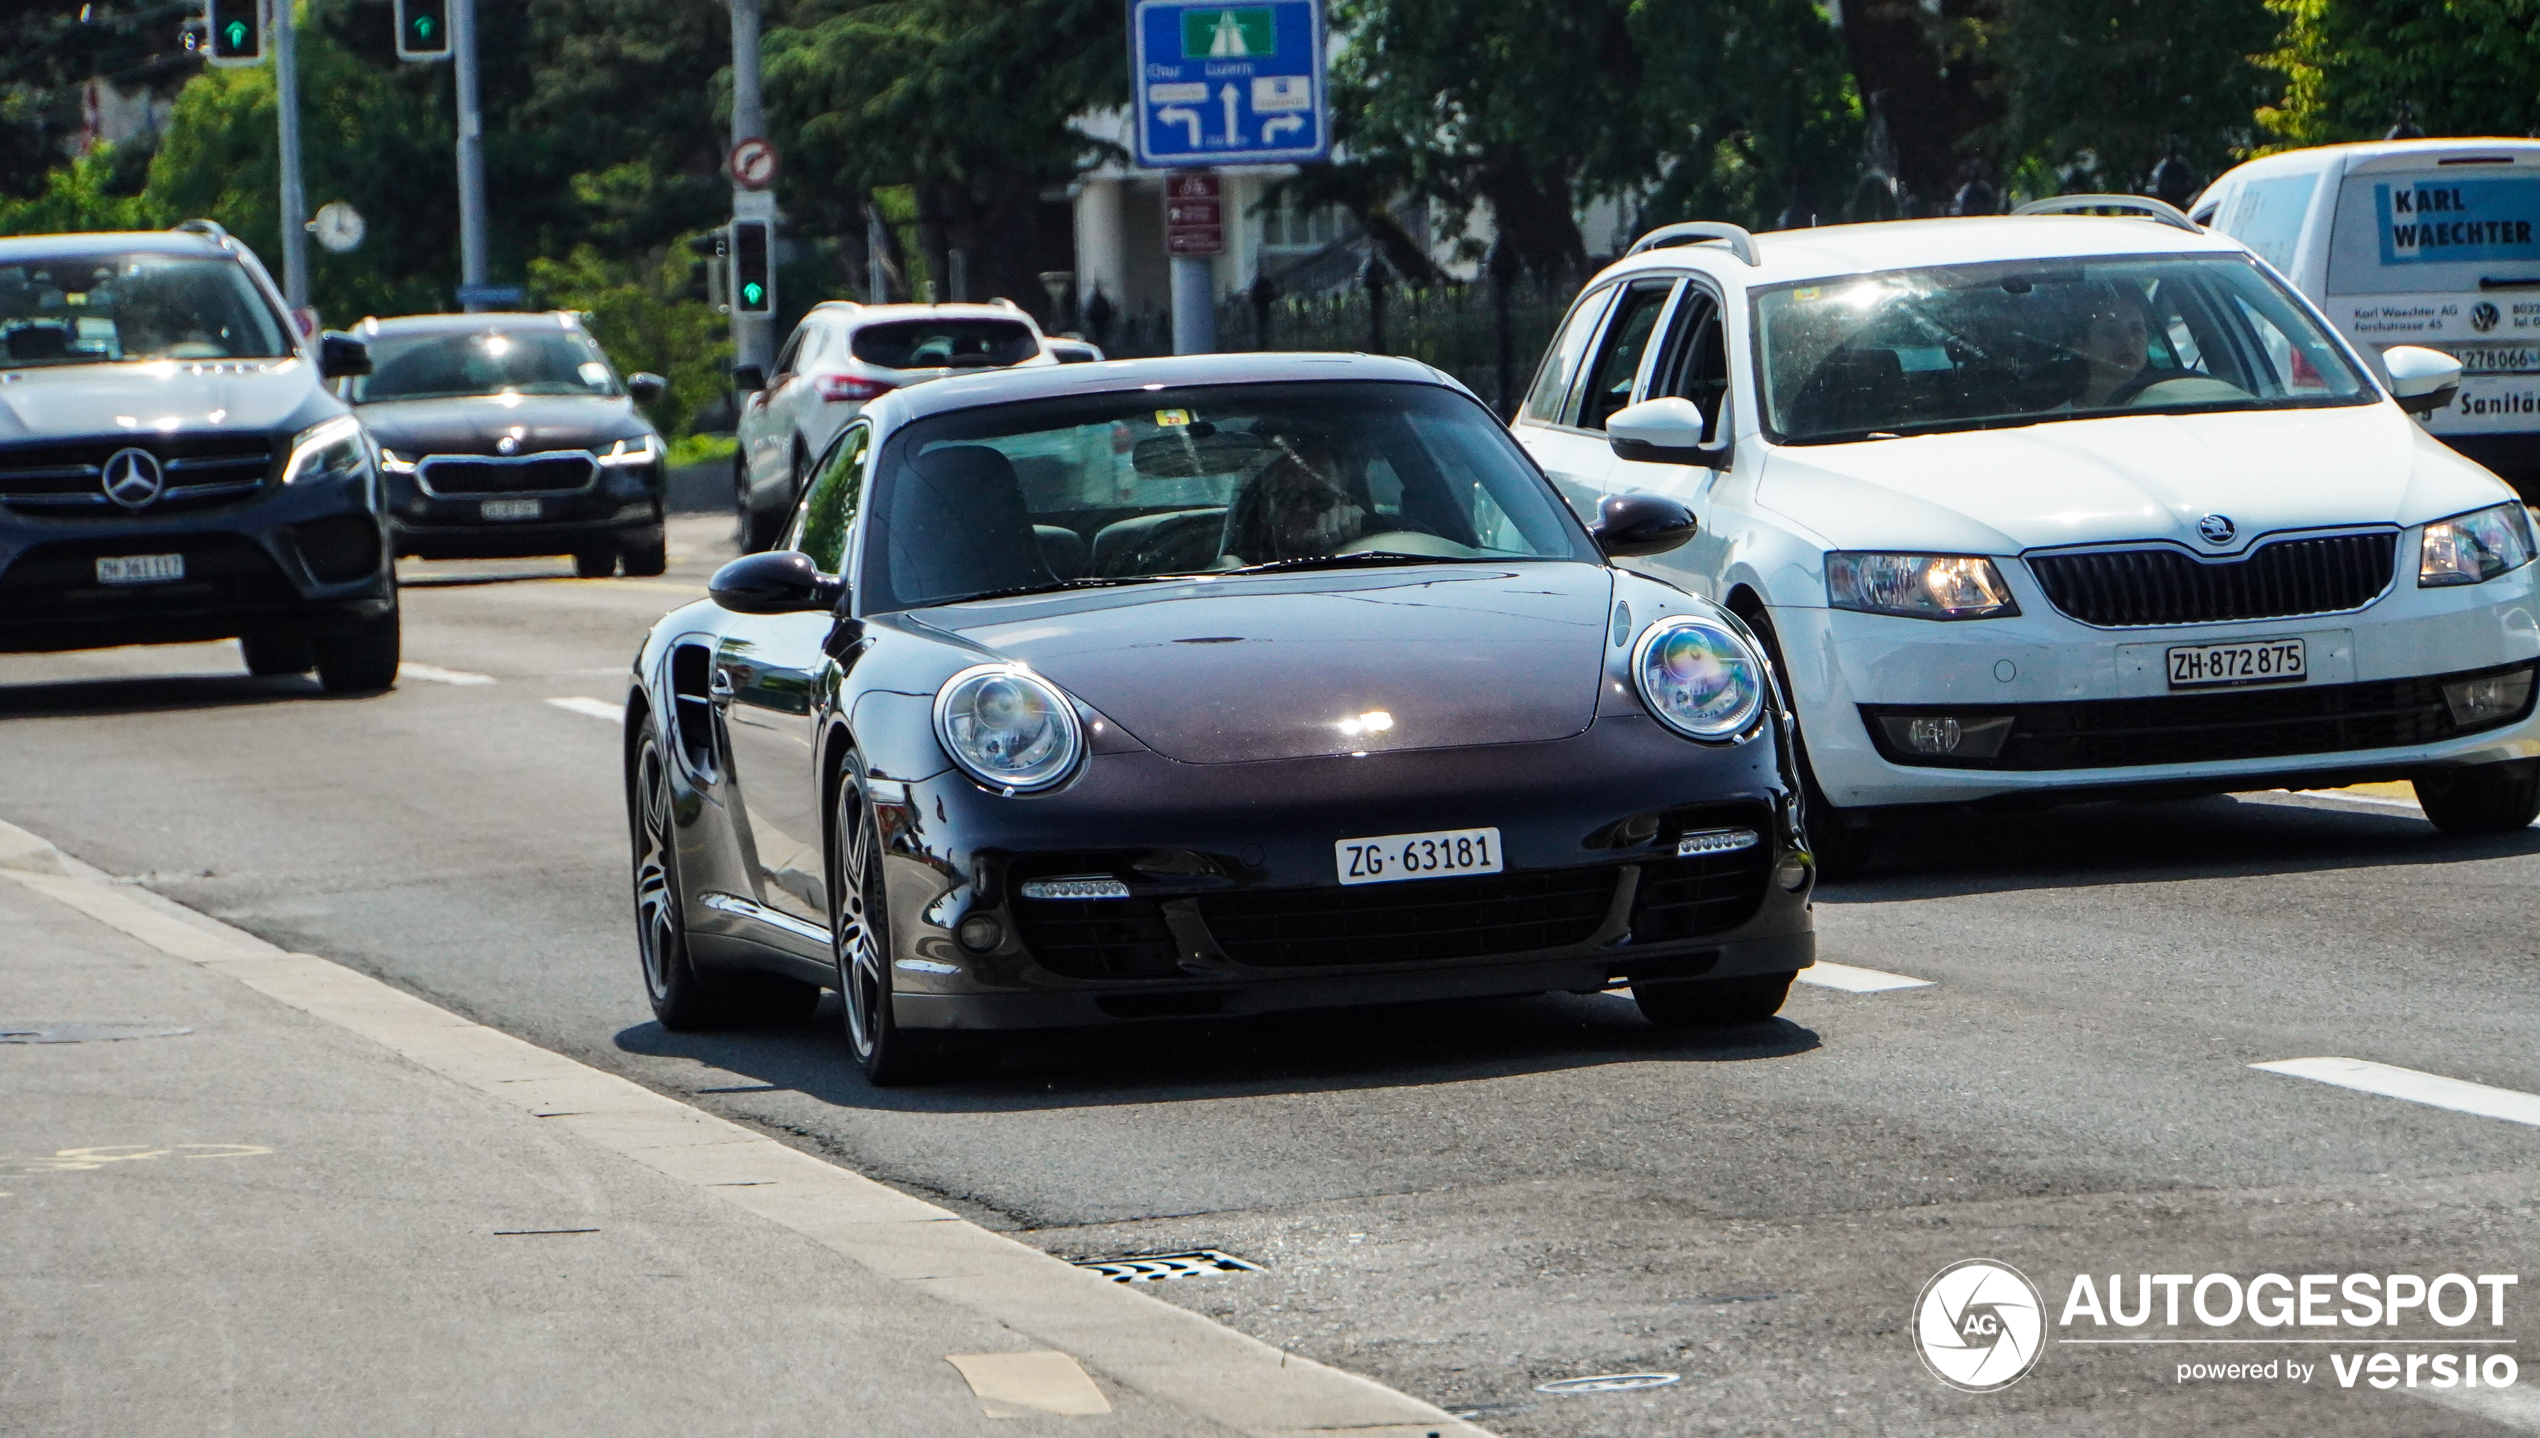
2383;345;2463;416
318;331;371;380
1590;492;1699;559
1607;397;1731;468
626;371;668;404
709;550;846;615
730;363;766;393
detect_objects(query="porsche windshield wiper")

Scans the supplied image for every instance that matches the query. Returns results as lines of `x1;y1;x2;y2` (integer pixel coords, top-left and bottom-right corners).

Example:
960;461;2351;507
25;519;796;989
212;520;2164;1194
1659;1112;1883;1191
1220;552;1494;577
956;574;1189;603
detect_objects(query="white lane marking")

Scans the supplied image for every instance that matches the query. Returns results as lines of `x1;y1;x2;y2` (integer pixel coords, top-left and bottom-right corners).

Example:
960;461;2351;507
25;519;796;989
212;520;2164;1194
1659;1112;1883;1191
546;697;625;724
2289;789;2422;811
398;663;496;686
1799;961;1935;993
2252;1057;2540;1128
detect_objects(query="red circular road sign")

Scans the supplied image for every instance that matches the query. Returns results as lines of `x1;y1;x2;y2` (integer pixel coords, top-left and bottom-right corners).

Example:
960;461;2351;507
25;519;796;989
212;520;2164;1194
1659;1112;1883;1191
727;138;779;191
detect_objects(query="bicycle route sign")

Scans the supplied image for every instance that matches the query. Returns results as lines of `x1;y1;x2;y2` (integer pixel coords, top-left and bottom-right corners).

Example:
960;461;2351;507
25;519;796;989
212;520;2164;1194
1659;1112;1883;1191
1132;1;1329;168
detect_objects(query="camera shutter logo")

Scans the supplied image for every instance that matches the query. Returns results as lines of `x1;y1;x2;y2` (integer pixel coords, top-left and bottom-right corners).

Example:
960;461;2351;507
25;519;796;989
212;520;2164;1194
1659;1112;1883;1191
101;448;165;510
1914;1259;2045;1392
2198;513;2236;545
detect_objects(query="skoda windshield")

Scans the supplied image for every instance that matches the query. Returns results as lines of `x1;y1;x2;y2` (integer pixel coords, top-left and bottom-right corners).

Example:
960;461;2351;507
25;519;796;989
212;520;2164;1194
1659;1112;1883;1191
855;381;1596;612
350;327;623;403
1753;253;2375;444
0;254;291;367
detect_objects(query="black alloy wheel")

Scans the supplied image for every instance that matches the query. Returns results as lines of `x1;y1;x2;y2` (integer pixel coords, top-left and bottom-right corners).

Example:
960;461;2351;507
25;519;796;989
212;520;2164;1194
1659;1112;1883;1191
1734;598;1875;880
1633;971;1797;1030
313;593;401;694
632;729;816;1029
828;768;958;1085
240;634;314;676
2415;759;2540;835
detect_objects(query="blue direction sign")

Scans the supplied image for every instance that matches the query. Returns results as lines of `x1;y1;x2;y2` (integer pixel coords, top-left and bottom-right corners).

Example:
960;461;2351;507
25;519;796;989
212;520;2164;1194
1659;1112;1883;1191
1133;1;1328;168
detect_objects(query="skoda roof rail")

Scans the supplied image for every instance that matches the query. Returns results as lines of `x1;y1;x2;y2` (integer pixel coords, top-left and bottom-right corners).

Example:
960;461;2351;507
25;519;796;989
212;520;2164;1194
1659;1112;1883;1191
2010;194;2201;233
1627;221;1762;266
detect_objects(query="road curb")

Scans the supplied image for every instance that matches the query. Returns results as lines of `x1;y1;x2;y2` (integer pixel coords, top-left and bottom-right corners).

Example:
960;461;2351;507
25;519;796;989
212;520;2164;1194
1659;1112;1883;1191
0;817;1488;1438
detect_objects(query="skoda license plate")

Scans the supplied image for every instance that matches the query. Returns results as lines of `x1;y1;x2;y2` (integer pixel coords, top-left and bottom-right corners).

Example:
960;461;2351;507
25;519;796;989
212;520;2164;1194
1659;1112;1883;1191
94;553;184;586
2167;638;2305;688
1337;826;1503;886
480;497;540;521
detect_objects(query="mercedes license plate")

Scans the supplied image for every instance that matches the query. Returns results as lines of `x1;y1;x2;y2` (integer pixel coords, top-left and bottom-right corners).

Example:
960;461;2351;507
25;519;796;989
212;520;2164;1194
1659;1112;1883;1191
1336;826;1503;886
94;553;184;586
2166;637;2305;688
480;497;541;521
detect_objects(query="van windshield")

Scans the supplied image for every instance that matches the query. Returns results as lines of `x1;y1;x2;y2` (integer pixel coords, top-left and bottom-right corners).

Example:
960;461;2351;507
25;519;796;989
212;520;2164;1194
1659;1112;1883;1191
2327;170;2540;295
1752;254;2373;445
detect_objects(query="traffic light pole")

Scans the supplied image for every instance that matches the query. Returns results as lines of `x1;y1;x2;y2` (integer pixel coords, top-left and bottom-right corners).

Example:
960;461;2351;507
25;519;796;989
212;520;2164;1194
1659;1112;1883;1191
272;0;309;312
727;0;773;375
452;0;490;310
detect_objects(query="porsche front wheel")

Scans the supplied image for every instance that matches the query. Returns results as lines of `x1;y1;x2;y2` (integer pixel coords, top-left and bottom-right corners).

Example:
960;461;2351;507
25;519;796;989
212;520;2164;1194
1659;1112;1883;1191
829;771;961;1085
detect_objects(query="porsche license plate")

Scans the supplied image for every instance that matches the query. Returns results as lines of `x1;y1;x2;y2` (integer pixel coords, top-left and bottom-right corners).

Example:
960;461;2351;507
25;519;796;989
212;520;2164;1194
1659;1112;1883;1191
480;497;541;521
1336;827;1503;886
94;553;184;585
2166;638;2306;688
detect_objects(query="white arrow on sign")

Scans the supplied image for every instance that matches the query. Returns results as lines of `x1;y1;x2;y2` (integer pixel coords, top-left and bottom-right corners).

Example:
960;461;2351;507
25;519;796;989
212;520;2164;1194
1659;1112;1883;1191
1262;114;1305;145
1156;106;1202;147
1219;83;1242;145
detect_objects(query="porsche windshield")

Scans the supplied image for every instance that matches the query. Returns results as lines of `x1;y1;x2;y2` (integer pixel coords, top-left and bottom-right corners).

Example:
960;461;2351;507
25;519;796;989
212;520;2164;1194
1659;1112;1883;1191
859;381;1593;611
350;327;622;402
0;254;291;367
1752;254;2374;444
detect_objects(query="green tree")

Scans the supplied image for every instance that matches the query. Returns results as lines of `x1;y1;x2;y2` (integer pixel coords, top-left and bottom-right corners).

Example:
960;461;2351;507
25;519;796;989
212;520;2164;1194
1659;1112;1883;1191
528;242;730;434
1984;0;2280;194
2260;0;2540;147
0;144;154;232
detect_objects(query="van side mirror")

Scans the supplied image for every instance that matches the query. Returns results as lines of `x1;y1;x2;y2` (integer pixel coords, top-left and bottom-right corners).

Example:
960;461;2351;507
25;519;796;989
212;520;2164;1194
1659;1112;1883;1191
318;332;371;379
1608;397;1730;468
709;550;846;615
1590;491;1699;558
2383;345;2463;416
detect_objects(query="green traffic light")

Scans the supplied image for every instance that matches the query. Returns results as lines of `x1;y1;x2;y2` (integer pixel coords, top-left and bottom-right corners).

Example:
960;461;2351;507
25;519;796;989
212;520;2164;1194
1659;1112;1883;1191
413;15;433;37
223;19;248;46
741;283;765;304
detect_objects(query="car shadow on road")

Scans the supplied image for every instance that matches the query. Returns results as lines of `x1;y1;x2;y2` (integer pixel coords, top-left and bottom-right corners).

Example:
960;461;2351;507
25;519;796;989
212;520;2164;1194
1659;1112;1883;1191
0;670;349;718
614;989;1821;1114
1822;792;2540;902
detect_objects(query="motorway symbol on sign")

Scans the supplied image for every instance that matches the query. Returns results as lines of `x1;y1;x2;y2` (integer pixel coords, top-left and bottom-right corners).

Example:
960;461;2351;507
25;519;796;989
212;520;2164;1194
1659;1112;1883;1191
727;138;779;191
1133;0;1328;167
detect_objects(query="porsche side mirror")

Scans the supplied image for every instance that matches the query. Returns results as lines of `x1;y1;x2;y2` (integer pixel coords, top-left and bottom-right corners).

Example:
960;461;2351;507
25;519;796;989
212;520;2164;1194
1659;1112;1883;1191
730;363;766;393
1590;492;1699;558
318;332;371;379
709;550;846;615
626;371;668;404
2384;345;2463;416
1608;397;1730;468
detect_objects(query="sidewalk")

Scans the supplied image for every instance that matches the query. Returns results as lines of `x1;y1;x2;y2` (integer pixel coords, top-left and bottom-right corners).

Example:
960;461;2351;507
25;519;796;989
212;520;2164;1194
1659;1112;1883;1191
0;824;1479;1438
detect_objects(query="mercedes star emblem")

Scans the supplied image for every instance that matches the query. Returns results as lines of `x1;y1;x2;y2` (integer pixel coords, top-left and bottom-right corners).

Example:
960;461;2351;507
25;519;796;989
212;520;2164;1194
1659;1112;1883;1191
2197;514;2236;545
101;447;166;510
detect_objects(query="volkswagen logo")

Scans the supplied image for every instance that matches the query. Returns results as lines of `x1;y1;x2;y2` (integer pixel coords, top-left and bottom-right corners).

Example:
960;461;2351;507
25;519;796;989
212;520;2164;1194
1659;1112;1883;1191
1914;1259;2045;1393
100;448;165;510
2198;513;2237;545
2474;301;2501;333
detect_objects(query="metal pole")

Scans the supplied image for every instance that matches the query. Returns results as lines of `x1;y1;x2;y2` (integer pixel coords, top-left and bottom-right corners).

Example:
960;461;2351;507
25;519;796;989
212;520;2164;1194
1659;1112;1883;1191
272;0;309;312
728;0;774;373
452;0;489;308
1170;256;1214;355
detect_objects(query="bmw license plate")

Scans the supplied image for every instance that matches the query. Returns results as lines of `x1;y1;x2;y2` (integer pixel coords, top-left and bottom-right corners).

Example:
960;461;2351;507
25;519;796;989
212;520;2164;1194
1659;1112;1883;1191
2166;638;2306;688
1336;826;1503;886
480;497;541;521
94;553;184;586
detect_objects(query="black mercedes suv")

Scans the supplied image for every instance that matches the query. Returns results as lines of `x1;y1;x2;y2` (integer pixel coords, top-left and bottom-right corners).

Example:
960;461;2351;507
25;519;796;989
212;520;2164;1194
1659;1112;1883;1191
0;222;396;691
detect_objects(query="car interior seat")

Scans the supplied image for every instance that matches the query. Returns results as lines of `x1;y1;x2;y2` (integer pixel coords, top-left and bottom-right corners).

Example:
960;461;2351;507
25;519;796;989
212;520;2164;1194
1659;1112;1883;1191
5;324;72;361
884;445;1056;603
1090;507;1226;577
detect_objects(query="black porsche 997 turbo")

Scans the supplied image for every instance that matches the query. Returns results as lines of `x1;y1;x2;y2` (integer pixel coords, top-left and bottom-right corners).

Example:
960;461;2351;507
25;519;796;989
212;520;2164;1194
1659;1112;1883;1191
623;353;1817;1082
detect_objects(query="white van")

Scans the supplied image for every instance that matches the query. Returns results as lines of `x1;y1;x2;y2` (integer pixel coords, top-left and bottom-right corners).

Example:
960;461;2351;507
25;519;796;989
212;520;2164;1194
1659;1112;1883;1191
2199;138;2540;494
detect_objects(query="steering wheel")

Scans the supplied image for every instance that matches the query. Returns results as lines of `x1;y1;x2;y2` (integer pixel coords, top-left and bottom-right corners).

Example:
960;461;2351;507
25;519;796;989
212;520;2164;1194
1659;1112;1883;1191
1335;530;1477;558
2107;367;2210;406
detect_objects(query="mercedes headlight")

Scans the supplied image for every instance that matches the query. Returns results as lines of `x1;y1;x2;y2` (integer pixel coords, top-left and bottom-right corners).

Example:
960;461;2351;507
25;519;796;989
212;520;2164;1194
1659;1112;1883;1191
598;434;660;467
1826;552;2019;619
933;664;1084;792
2419;502;2536;586
282;415;369;485
1633;615;1765;741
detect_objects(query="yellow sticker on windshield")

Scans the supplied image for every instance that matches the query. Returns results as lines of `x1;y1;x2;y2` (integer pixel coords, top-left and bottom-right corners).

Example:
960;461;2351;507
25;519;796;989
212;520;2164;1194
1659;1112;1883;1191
1793;287;1820;302
1154;409;1191;427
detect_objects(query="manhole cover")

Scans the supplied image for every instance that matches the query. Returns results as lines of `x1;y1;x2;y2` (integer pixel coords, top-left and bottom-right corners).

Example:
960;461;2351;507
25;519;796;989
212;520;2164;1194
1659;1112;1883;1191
0;1023;192;1044
1536;1372;1682;1395
1071;1250;1263;1282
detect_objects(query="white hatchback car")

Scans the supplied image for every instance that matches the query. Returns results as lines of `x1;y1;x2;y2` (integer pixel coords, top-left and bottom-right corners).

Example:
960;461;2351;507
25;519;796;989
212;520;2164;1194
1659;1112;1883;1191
1514;203;2540;872
733;300;1054;549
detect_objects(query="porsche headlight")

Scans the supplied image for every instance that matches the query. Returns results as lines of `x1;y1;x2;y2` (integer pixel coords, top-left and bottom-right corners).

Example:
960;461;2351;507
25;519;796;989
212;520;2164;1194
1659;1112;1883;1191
1633;615;1765;741
1826;552;2019;619
2419;502;2536;586
282;415;369;485
933;664;1084;792
598;434;660;467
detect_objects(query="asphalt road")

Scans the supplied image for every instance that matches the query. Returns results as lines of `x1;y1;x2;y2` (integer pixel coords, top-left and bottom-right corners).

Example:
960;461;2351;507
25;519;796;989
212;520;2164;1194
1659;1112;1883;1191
3;510;2536;1436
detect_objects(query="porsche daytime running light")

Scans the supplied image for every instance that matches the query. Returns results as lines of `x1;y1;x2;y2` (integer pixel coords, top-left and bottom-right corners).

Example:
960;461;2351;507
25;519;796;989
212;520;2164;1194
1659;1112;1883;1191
933;664;1084;792
1826;552;2019;620
282;415;369;485
598;434;660;467
1632;615;1765;741
2419;502;2536;586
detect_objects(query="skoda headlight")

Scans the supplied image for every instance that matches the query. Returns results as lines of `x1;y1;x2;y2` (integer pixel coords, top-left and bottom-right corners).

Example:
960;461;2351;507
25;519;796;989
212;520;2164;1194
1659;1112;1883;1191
2419;502;2536;586
377;447;418;474
933;664;1084;792
598;434;660;467
1633;615;1765;741
282;415;369;485
1826;552;2019;619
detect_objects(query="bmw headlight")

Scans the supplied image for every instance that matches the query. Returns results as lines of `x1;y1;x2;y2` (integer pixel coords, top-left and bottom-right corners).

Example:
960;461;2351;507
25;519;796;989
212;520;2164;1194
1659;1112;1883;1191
2419;502;2536;586
933;664;1084;792
282;415;369;485
1632;615;1765;741
1826;552;2019;619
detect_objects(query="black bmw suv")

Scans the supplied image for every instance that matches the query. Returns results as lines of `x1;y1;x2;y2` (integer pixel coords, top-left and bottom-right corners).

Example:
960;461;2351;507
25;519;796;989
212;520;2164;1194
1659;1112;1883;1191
0;223;396;691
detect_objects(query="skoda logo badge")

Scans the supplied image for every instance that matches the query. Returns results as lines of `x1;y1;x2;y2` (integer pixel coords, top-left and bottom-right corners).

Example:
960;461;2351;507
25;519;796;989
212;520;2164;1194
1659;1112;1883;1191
1914;1258;2045;1393
2474;301;2501;333
2198;514;2237;545
497;435;520;455
101;447;166;510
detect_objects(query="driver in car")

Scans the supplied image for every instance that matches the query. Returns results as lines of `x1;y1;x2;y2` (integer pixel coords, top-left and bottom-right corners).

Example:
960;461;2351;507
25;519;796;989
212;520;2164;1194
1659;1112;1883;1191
2068;280;2156;410
1224;432;1373;562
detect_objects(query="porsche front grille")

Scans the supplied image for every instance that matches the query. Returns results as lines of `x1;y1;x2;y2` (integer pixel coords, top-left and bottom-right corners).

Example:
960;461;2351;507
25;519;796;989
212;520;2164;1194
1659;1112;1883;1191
2026;532;2396;628
1199;867;1618;968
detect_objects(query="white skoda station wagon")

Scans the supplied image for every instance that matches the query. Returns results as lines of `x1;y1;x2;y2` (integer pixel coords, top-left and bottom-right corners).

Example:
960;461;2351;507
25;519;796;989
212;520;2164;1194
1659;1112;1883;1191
1514;200;2540;873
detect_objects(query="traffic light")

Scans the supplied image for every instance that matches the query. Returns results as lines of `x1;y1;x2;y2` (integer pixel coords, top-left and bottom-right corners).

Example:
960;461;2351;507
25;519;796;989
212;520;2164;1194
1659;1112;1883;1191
684;231;727;309
204;0;263;66
730;219;774;316
395;0;451;60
